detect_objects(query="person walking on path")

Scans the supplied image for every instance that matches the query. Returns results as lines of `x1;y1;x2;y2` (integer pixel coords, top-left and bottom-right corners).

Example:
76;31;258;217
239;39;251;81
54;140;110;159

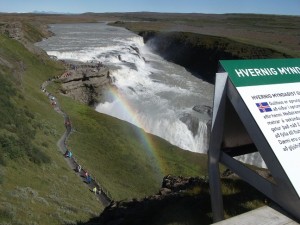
93;187;97;195
86;175;92;184
77;164;82;173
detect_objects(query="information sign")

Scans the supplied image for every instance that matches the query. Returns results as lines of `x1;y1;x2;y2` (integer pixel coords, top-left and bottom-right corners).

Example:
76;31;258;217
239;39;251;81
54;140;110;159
220;58;300;197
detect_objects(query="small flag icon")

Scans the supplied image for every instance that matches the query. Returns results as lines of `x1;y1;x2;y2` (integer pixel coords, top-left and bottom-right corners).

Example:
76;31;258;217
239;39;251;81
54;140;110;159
256;102;272;113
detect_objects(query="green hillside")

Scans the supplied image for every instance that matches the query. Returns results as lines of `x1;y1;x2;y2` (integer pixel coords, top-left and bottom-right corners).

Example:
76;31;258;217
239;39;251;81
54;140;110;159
0;32;105;224
48;89;208;200
0;20;209;225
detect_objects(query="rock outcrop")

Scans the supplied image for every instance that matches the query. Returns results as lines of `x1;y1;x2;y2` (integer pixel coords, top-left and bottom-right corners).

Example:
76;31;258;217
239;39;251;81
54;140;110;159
83;175;211;225
59;61;112;106
0;21;54;58
0;21;23;40
179;105;212;138
179;113;201;137
192;105;212;116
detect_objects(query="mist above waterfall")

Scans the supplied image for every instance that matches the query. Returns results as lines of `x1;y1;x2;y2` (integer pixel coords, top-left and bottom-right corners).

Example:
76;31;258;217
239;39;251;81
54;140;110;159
36;22;214;153
93;29;214;152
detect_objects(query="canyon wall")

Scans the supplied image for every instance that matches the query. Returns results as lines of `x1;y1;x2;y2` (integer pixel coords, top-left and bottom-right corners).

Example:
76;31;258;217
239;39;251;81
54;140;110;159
139;31;290;83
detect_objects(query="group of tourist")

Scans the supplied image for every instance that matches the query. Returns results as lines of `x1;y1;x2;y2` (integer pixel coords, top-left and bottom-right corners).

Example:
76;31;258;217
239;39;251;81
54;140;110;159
61;71;72;78
41;73;107;200
63;148;102;195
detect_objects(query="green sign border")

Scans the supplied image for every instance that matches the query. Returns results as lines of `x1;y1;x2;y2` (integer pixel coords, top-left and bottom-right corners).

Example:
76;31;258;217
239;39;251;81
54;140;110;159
220;58;300;87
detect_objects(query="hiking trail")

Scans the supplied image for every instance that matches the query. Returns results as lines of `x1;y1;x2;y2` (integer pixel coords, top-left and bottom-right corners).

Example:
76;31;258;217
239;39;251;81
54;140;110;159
41;79;112;207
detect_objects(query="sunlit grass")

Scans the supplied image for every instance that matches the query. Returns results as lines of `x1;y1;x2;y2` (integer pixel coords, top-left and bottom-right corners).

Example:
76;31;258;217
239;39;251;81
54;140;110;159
0;33;102;224
52;87;209;200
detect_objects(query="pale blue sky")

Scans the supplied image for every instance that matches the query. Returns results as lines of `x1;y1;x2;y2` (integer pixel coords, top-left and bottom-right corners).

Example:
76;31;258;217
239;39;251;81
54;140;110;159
0;0;299;15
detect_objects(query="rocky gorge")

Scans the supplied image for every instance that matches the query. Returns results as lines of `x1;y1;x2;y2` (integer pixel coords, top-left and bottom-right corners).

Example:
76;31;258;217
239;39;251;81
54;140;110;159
137;30;291;83
53;23;293;110
39;22;292;110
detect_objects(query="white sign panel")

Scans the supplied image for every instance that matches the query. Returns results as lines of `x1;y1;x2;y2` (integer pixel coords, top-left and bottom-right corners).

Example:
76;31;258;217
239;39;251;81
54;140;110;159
238;83;300;196
221;58;300;197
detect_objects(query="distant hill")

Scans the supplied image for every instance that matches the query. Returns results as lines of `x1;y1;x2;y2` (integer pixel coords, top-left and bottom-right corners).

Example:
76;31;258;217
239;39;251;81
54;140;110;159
32;10;72;15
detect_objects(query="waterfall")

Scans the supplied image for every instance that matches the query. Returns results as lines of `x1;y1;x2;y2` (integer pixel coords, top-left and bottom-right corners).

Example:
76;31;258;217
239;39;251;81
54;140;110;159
39;22;212;153
35;23;268;168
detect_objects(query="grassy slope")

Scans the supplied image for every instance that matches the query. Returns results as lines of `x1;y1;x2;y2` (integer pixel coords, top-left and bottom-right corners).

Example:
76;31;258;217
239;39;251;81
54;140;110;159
52;88;266;223
0;34;102;225
0;18;210;224
49;84;208;200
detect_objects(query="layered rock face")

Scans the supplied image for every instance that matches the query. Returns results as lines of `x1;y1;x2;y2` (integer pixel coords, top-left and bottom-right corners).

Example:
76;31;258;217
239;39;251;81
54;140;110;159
59;61;112;106
139;31;290;84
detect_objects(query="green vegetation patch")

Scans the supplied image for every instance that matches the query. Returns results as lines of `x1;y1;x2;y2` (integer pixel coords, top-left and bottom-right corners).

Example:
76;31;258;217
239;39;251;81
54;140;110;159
0;36;50;165
23;22;48;43
0;24;102;225
1;159;102;225
53;89;208;201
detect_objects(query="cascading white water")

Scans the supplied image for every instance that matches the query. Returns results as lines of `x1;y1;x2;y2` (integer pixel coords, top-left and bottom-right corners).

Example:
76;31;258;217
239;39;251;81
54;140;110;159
93;36;213;152
36;23;267;168
36;22;213;153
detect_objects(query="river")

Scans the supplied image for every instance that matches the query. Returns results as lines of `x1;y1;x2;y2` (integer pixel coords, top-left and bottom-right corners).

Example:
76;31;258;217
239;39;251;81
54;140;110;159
35;22;214;154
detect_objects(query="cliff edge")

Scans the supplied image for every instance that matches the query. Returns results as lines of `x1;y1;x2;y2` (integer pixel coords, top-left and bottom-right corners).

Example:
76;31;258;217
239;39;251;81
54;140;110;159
138;31;291;83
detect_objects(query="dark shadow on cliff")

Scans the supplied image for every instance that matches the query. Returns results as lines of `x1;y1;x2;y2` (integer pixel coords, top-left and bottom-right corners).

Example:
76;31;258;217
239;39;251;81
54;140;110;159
69;175;268;225
72;194;212;225
140;31;291;84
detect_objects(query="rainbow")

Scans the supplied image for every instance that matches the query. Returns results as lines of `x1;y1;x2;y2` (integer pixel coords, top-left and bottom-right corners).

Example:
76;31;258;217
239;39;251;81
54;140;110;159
103;86;165;178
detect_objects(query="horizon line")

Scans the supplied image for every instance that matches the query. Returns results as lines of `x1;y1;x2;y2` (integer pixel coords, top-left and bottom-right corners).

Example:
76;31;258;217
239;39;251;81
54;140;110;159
0;11;299;17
